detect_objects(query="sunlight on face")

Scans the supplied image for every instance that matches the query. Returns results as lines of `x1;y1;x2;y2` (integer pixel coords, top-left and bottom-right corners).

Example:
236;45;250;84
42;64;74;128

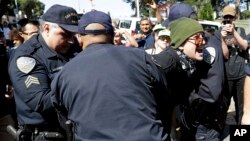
21;23;39;41
182;32;206;61
47;24;75;54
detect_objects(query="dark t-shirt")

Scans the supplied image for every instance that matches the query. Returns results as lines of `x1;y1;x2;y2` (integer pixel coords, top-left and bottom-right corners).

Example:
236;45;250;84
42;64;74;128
224;27;248;80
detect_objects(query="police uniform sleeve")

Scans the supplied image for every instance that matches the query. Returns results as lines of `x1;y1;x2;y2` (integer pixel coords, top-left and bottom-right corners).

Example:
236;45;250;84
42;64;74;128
196;34;224;103
9;56;53;113
50;72;69;129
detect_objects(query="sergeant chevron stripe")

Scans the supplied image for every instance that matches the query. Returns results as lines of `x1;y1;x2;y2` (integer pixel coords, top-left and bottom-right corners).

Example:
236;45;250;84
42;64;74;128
25;75;40;88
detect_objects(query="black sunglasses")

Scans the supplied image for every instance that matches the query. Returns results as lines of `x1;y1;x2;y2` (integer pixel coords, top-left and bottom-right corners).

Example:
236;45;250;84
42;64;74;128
223;15;235;20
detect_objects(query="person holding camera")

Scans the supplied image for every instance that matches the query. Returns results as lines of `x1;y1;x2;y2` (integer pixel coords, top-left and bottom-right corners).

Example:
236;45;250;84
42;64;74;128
221;6;248;125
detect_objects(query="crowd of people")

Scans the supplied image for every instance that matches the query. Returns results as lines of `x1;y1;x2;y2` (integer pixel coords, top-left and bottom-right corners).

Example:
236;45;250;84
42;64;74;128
0;0;250;141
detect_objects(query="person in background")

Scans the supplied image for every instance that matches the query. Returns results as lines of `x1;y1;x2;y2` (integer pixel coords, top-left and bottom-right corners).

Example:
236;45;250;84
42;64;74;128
146;29;171;55
9;28;24;49
1;21;12;47
132;0;164;50
18;18;40;41
51;10;170;141
113;28;138;47
8;4;79;140
134;17;154;49
0;28;16;141
8;28;24;58
221;6;249;125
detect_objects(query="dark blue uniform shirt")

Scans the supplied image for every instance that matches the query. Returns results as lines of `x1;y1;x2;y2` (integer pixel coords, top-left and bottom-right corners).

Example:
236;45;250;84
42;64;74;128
8;34;71;126
51;44;169;141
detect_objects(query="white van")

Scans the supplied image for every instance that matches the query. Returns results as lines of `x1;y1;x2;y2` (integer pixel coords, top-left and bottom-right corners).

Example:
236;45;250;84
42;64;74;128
118;17;158;36
198;20;221;34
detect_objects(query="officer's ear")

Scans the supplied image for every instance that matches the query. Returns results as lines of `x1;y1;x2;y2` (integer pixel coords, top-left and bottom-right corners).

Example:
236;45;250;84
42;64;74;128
43;23;51;34
77;33;84;48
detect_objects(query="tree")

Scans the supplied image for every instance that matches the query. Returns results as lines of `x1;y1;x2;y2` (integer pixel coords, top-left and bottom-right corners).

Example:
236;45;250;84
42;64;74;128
0;0;14;22
242;10;250;19
123;0;165;17
18;0;45;19
199;1;214;20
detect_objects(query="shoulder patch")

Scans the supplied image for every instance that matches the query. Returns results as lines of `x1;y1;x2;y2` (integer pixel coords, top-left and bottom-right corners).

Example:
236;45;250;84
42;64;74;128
203;47;216;64
16;57;36;74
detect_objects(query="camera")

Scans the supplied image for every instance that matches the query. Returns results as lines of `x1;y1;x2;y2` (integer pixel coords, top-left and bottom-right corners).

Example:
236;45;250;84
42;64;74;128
222;20;232;25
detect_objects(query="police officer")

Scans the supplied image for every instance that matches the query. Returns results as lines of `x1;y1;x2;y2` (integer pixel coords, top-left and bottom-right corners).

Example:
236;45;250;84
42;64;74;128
8;4;78;140
50;10;170;141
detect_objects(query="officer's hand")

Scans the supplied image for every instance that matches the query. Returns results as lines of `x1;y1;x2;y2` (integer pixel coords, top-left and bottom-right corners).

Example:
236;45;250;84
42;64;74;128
5;85;14;99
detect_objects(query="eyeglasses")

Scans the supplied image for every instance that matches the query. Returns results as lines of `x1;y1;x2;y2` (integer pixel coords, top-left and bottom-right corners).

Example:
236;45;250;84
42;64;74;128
22;31;39;36
159;36;170;41
188;32;205;46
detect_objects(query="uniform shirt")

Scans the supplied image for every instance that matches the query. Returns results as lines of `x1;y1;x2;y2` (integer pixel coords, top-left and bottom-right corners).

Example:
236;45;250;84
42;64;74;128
8;34;71;126
195;31;226;103
51;44;169;141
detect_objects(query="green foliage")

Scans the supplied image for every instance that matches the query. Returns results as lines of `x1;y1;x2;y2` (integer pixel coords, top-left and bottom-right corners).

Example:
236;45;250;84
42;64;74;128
242;10;250;19
0;0;14;20
198;2;213;20
183;0;198;5
18;0;45;19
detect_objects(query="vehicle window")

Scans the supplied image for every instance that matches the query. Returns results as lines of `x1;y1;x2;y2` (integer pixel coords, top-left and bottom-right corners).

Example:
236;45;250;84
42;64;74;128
119;20;132;29
135;21;140;33
201;24;219;30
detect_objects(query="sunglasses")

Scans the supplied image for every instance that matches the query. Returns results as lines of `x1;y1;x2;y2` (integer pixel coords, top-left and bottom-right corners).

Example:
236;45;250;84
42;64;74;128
159;36;170;41
188;32;205;46
223;15;235;20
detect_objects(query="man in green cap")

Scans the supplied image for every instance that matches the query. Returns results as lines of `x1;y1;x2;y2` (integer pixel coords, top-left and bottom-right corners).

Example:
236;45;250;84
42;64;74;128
153;17;228;140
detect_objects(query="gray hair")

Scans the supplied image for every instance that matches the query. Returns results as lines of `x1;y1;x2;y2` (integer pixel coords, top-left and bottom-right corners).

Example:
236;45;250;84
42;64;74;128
39;19;59;32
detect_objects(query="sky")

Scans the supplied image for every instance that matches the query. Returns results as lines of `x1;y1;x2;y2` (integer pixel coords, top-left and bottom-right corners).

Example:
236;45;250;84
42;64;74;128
39;0;134;18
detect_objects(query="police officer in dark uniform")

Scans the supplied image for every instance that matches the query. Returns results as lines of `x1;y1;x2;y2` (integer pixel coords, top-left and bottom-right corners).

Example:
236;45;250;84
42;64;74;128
8;4;79;140
50;10;170;141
